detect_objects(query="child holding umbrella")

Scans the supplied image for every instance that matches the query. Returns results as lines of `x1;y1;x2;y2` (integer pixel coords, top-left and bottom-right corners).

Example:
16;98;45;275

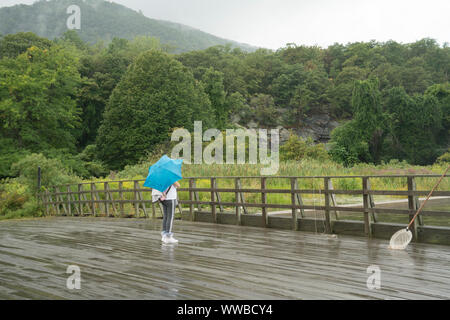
152;181;180;244
144;155;184;244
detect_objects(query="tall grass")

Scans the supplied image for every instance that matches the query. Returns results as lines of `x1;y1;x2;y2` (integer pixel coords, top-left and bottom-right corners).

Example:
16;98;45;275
28;158;449;227
112;158;449;191
80;159;449;217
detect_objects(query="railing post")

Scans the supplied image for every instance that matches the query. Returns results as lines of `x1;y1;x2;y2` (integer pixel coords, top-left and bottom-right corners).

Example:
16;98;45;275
189;178;195;221
37;166;41;191
329;180;339;220
104;182;109;217
211;178;217;223
363;177;372;237
36;166;41;208
412;179;423;226
119;181;124;217
136;181;148;218
177;194;183;216
192;180;201;211
45;190;50;216
323;177;332;234
67;186;72;216
237;178;248;215
261;177;268;227
215;183;224;213
151;201;156;219
134;181;139;218
90;183;96;216
78;184;83;216
235;178;242;225
295;178;305;218
49;188;57;214
62;187;68;216
407;176;419;241
158;202;164;217
367;179;377;223
291;178;298;231
54;187;61;216
69;185;79;216
55;187;68;216
110;182;118;217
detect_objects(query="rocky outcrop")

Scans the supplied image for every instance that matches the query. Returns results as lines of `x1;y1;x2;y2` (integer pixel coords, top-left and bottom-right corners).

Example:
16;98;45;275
239;113;340;145
295;113;340;143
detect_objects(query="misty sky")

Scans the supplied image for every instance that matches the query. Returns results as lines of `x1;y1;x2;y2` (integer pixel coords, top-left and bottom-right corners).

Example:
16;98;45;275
1;0;449;49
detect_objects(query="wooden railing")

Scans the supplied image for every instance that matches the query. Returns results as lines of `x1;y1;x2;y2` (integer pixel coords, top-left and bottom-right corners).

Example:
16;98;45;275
39;175;450;243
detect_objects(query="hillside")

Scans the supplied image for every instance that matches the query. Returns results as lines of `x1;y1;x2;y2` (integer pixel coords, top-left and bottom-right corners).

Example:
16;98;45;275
0;0;257;53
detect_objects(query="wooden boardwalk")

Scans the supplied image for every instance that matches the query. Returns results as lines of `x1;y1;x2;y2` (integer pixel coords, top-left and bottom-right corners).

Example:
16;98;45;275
0;217;449;300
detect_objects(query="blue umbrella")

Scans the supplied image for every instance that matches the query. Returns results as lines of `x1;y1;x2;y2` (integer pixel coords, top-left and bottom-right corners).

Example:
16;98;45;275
143;155;183;192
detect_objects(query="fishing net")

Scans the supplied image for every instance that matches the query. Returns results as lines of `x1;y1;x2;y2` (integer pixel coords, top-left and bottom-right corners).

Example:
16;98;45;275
389;228;412;250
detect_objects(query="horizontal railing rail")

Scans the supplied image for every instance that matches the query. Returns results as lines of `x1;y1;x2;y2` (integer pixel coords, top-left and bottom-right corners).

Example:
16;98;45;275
39;175;450;243
45;174;450;189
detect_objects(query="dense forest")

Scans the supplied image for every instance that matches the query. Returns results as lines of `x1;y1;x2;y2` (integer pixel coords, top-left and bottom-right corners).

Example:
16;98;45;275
0;0;256;53
1;29;449;182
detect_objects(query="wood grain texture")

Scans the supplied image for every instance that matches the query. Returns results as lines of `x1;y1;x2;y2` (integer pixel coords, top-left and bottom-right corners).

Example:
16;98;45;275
0;217;449;300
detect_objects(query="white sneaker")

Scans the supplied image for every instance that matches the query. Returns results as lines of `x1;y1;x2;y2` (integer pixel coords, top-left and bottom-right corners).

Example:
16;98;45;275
165;235;179;244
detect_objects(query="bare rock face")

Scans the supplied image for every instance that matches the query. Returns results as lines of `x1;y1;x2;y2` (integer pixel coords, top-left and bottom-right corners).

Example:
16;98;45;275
277;126;292;143
296;114;340;143
238;112;340;145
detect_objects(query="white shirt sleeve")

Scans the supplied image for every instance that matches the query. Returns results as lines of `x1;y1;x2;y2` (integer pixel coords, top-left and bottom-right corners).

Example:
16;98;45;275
151;184;177;200
165;184;178;200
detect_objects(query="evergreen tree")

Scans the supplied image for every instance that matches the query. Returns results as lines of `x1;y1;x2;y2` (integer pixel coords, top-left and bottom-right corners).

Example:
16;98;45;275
201;68;227;129
0;45;81;177
96;50;214;170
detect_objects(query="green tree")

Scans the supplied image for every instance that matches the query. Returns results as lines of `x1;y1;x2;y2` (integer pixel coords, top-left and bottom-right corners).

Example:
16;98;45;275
323;43;346;78
289;69;330;126
425;83;450;147
399;57;432;94
249;94;279;127
328;120;371;166
384;87;442;164
280;133;329;161
329;78;384;165
58;30;87;51
0;32;52;59
0;45;82;177
96;50;214;170
328;66;368;118
226;92;252;125
242;48;284;95
76;36;162;148
270;63;306;108
351;78;385;163
177;45;248;95
11;153;79;194
201;67;228;129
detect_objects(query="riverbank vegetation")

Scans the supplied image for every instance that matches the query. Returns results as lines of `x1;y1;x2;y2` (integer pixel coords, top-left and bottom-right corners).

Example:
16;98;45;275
1;31;449;220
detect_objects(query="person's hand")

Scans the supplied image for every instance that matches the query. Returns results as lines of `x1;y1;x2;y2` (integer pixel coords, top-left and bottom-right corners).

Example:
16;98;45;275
174;181;180;188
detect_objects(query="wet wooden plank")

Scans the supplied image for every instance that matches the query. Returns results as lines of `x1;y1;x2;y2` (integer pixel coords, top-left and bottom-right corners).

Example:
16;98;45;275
0;217;449;300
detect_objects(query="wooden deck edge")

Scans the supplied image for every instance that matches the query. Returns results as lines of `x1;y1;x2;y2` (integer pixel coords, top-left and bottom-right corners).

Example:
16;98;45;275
180;211;450;246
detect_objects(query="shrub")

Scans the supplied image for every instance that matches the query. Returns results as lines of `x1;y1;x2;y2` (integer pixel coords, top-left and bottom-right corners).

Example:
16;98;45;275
328;120;371;167
45;148;109;179
280;133;329;161
10;153;80;194
0;179;42;220
436;151;450;164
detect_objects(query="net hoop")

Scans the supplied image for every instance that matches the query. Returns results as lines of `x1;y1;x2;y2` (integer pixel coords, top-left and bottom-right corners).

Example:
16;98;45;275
389;228;412;250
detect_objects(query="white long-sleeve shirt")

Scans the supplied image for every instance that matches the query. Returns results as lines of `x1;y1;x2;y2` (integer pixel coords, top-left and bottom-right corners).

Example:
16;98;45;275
151;184;177;201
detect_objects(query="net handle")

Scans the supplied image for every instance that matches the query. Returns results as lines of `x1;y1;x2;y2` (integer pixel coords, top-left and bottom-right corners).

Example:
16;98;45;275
407;165;450;230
